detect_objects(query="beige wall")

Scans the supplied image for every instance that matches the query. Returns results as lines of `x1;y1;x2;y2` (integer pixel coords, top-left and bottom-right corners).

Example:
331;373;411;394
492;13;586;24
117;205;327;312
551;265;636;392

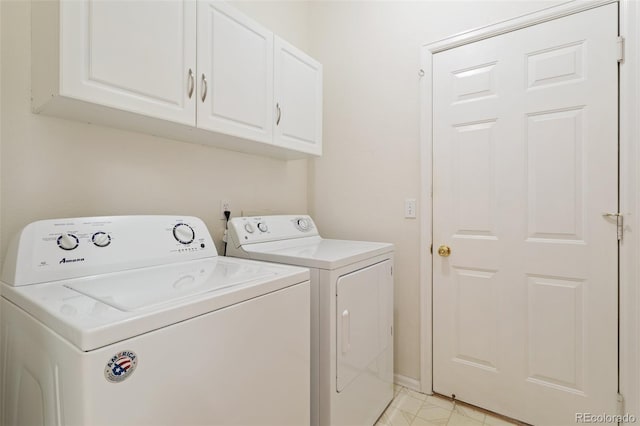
233;0;311;50
0;0;311;259
307;0;563;381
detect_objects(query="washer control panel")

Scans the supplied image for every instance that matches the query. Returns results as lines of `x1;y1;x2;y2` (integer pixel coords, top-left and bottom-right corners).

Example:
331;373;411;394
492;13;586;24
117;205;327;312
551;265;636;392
227;215;319;247
2;215;217;286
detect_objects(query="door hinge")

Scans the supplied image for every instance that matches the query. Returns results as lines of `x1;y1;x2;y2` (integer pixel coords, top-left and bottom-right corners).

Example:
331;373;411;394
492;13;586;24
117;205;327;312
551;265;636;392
390;266;393;276
603;213;623;241
617;393;624;416
430;244;433;254
618;214;624;241
617;36;625;63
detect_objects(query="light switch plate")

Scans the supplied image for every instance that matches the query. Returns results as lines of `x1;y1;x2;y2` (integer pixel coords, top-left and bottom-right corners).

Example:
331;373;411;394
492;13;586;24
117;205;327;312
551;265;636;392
405;198;417;218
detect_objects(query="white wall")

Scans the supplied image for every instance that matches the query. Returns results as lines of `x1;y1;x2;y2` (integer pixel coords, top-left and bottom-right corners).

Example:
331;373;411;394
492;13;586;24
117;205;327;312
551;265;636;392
0;0;311;259
307;0;563;381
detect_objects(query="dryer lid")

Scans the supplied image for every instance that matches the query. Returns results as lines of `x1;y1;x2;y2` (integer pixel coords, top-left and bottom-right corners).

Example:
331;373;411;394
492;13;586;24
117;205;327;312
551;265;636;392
241;237;394;270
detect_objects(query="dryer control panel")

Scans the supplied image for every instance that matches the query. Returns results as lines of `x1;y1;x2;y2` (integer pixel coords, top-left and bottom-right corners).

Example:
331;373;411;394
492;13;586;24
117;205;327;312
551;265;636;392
2;215;217;286
227;215;319;247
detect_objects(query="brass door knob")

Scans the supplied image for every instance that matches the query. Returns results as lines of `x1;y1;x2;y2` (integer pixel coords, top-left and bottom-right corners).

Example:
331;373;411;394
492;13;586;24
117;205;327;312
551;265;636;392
437;245;451;257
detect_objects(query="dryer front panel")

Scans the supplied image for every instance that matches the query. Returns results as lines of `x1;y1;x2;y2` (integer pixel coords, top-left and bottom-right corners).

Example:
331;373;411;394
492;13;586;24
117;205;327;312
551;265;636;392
336;259;393;393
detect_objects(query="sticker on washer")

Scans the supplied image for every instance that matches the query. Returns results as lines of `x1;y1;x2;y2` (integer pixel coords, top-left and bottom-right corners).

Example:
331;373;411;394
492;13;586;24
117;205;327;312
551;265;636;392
104;350;138;383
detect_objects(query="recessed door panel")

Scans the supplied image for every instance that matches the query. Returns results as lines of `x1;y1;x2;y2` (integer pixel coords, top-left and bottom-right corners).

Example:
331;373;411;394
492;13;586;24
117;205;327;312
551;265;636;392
452;267;499;371
453;121;496;237
452;63;497;103
527;42;585;89
526;108;585;241
526;275;585;392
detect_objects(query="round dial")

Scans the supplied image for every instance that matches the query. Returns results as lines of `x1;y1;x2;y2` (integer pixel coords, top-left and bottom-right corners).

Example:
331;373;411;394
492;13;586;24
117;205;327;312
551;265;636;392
257;222;268;232
244;223;255;234
173;223;195;245
296;218;310;231
92;232;111;247
57;233;79;251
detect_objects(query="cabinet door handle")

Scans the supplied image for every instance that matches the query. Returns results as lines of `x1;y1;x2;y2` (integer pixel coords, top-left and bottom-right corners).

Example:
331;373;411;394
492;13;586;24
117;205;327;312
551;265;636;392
276;103;281;125
201;74;208;102
187;69;195;99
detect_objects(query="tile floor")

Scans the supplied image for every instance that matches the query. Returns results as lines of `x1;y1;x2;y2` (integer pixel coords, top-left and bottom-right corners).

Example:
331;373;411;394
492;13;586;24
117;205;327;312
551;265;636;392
377;385;518;426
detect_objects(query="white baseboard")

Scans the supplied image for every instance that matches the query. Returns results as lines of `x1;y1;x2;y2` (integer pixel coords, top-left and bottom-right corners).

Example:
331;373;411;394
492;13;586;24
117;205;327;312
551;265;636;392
394;374;423;393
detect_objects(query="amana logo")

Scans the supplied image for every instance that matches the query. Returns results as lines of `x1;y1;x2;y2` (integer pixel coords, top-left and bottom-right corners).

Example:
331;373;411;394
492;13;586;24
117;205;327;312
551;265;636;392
59;257;85;264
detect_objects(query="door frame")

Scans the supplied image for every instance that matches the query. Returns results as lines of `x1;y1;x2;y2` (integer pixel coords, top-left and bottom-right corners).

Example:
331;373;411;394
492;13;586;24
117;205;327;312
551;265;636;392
419;0;640;419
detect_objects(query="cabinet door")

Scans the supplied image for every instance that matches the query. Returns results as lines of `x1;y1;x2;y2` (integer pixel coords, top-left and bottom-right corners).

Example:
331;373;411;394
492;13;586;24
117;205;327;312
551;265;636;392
60;0;196;125
273;37;323;156
196;1;273;143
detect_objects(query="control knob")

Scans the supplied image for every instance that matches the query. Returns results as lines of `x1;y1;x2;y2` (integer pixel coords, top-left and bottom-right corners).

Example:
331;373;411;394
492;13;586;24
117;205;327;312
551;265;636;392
57;233;79;251
296;218;310;231
257;222;268;232
92;232;111;247
173;223;195;245
244;223;255;234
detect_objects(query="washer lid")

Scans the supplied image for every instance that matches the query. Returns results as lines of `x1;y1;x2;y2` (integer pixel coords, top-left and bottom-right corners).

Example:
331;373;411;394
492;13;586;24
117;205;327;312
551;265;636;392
64;257;276;312
240;237;394;270
1;257;309;351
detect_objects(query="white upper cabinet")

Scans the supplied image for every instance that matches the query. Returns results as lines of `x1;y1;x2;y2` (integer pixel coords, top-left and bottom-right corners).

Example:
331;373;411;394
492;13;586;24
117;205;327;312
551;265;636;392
197;2;273;143
31;0;321;159
33;0;197;125
274;37;323;156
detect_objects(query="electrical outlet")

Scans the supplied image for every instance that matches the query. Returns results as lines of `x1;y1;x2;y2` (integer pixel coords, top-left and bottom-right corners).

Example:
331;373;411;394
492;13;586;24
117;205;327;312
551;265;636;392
220;199;231;219
404;198;417;218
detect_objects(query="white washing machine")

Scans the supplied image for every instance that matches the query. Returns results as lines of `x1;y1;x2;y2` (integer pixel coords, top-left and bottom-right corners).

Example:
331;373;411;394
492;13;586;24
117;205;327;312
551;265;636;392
1;215;310;426
227;215;394;426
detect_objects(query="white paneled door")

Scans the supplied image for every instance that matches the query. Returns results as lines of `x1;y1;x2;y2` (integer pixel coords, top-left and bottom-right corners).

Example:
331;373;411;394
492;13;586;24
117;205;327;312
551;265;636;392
432;4;618;425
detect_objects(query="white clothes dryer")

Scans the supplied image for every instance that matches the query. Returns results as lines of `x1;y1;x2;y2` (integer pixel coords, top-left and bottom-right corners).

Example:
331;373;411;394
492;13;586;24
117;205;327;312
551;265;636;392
227;215;394;426
1;215;310;426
